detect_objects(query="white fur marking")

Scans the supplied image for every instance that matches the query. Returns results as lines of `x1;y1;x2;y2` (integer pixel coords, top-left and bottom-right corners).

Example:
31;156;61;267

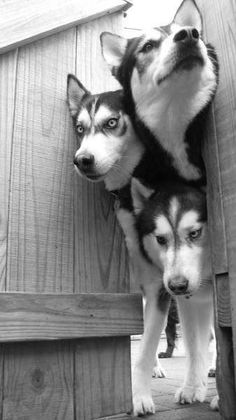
178;210;200;232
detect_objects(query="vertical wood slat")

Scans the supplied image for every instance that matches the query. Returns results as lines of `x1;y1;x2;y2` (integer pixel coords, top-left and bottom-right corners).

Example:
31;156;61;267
0;48;18;420
0;50;18;291
198;0;236;417
2;28;77;420
73;13;133;419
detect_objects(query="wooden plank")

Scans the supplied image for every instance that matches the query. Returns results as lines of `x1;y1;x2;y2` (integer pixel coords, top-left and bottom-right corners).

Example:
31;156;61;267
203;107;228;275
3;28;77;420
215;326;236;420
0;0;130;54
2;341;74;420
0;293;143;342
6;30;77;292
197;0;236;416
75;337;132;419
215;274;231;327
0;47;18;419
0;50;18;290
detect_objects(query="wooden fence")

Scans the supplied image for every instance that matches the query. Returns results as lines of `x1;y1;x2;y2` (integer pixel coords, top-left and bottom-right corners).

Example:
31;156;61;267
0;1;143;419
198;0;236;418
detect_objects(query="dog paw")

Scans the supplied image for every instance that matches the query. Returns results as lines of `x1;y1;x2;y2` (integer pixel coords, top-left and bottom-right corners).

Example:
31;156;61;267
152;364;166;378
210;395;219;411
175;385;207;404
133;393;155;416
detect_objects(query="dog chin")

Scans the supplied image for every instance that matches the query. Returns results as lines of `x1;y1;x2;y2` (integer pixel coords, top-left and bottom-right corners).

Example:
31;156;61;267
156;56;204;86
74;167;108;182
84;173;107;182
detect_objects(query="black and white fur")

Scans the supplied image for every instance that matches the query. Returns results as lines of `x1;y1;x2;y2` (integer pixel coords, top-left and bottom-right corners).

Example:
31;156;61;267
100;0;219;415
100;0;218;189
67;0;218;416
131;178;218;408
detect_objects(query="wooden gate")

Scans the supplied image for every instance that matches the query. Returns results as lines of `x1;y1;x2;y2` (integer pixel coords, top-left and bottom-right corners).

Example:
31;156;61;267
198;0;236;418
0;1;143;419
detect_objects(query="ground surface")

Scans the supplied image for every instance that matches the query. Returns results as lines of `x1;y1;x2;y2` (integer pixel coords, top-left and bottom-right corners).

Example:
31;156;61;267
130;334;221;420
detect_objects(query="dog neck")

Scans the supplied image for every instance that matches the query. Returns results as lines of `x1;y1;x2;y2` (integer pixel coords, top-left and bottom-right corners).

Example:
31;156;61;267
131;64;217;181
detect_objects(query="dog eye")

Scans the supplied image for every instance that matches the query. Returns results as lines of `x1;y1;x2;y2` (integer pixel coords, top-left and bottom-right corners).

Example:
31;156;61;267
141;42;154;53
189;228;202;240
156;236;167;246
76;123;84;134
105;118;119;129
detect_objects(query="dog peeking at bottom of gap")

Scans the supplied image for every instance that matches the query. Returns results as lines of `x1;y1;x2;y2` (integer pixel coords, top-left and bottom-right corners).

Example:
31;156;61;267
131;177;218;411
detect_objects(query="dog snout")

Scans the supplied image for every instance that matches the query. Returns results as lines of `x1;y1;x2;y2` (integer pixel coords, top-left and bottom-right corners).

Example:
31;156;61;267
168;276;189;295
74;153;95;172
173;28;199;44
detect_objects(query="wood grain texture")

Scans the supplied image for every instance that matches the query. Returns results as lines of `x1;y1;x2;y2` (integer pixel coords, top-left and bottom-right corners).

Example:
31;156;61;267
0;293;143;342
0;0;129;54
2;28;77;420
215;326;236;420
7;30;77;293
197;0;236;415
2;341;74;420
75;337;132;419
0;50;18;291
215;274;231;328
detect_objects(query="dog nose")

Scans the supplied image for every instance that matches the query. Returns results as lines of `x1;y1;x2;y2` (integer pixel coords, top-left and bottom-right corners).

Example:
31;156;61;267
173;28;199;44
168;276;189;295
74;154;95;171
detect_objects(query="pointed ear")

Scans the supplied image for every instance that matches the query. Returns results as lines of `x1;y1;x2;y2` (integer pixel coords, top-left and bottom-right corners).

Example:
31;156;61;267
131;178;154;215
67;74;89;117
100;32;128;73
173;0;202;34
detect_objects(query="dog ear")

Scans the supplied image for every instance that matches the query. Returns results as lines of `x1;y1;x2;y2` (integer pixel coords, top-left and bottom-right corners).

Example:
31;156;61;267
131;178;154;215
173;0;202;34
67;74;89;117
100;32;128;73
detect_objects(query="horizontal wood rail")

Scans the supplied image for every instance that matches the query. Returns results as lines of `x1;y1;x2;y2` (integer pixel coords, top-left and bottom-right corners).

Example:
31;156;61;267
0;293;143;342
0;0;131;54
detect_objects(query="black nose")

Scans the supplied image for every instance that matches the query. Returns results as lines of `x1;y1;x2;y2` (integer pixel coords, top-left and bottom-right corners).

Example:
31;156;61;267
168;276;189;295
174;28;199;44
74;154;95;171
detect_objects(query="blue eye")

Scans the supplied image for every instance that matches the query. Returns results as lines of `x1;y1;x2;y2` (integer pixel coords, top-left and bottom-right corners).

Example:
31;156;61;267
105;118;119;129
189;228;202;240
76;123;84;134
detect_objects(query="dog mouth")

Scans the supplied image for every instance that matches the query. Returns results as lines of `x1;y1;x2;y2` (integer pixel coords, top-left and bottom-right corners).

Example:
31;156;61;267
158;51;204;85
83;172;107;182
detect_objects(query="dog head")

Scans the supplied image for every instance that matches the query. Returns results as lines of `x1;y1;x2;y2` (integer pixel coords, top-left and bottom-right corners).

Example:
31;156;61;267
101;0;218;131
67;74;142;190
132;178;211;296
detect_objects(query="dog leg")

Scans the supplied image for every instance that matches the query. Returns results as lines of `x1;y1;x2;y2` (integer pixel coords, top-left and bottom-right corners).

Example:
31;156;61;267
132;280;170;416
153;354;166;378
175;289;213;404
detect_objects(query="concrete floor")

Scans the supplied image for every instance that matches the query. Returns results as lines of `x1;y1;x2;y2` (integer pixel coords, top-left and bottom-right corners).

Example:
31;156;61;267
130;335;221;420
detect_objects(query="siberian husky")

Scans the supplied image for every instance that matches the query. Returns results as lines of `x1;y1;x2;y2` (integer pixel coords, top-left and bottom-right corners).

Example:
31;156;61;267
131;178;218;410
